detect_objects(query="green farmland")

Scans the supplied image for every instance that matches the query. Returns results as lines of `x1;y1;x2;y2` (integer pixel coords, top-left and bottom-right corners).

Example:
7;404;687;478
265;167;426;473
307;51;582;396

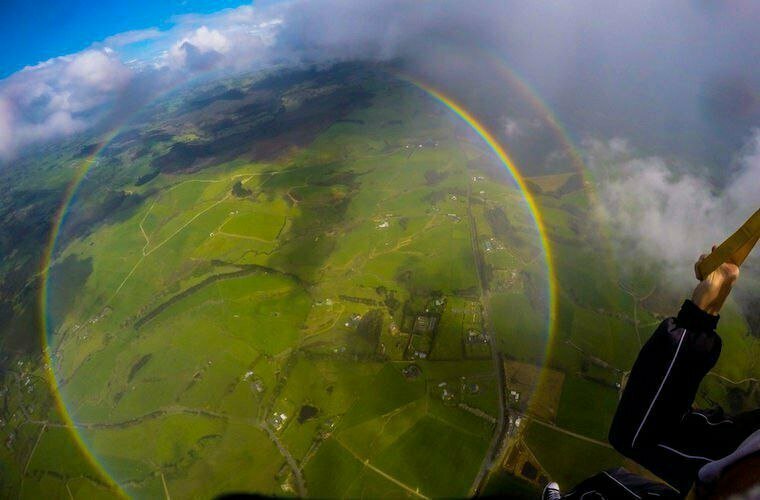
1;65;758;498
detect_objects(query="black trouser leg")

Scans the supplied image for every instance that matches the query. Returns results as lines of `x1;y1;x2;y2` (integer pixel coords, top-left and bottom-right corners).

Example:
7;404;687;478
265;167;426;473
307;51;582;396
562;409;760;499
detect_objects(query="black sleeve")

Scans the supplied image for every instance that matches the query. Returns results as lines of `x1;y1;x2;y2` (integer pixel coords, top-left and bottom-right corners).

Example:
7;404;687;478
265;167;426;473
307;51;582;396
609;300;722;454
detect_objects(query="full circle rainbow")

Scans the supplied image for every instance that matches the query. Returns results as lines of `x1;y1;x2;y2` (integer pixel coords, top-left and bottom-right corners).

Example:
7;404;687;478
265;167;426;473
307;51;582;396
39;71;563;492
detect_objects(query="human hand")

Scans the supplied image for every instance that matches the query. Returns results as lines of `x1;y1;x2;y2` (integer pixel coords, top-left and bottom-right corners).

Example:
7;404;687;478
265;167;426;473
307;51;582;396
692;246;740;315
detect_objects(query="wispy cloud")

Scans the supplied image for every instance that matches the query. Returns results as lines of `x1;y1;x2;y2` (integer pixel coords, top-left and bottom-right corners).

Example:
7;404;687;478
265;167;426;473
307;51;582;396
102;28;162;48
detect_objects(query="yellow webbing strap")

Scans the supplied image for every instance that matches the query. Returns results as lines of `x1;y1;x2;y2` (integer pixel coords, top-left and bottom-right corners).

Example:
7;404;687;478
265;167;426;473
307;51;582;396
696;208;760;280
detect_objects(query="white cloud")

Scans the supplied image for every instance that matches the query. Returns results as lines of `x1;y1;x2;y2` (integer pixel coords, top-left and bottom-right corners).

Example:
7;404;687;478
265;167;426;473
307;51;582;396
0;97;14;155
64;49;131;92
591;130;760;287
103;28;162;48
0;49;132;157
0;2;288;158
187;26;230;53
169;26;230;69
0;0;756;161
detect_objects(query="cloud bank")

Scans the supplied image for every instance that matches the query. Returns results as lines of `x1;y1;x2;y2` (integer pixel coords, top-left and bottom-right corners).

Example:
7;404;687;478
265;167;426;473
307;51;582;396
0;0;757;163
0;48;132;155
0;3;285;159
591;129;760;289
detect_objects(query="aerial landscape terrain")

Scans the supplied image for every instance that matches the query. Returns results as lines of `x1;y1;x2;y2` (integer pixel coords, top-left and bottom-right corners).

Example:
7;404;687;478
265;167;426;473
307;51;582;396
1;64;757;498
0;2;758;499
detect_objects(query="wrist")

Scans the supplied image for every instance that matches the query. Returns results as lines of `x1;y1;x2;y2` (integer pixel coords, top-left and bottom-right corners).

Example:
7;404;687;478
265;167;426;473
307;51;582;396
677;299;719;332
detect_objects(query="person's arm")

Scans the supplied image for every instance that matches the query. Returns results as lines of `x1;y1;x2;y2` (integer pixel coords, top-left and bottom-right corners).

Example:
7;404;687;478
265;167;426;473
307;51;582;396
608;250;739;493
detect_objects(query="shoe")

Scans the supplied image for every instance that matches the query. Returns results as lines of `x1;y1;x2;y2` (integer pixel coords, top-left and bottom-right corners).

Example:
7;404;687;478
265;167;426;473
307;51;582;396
542;481;561;500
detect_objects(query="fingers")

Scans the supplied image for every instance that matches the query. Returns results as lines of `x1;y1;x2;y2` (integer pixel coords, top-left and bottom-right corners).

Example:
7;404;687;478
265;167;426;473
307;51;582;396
694;244;718;281
695;253;709;280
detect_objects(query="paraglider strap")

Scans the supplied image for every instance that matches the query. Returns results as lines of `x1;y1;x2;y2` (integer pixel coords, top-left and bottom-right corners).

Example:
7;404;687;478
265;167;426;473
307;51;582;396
696;208;760;280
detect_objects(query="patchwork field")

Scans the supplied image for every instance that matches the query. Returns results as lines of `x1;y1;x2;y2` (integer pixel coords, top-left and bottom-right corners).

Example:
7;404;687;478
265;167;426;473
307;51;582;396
2;66;758;498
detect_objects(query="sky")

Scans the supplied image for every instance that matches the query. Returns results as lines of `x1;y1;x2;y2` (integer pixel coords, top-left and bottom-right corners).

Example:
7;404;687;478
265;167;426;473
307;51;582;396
0;0;758;288
0;0;250;78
